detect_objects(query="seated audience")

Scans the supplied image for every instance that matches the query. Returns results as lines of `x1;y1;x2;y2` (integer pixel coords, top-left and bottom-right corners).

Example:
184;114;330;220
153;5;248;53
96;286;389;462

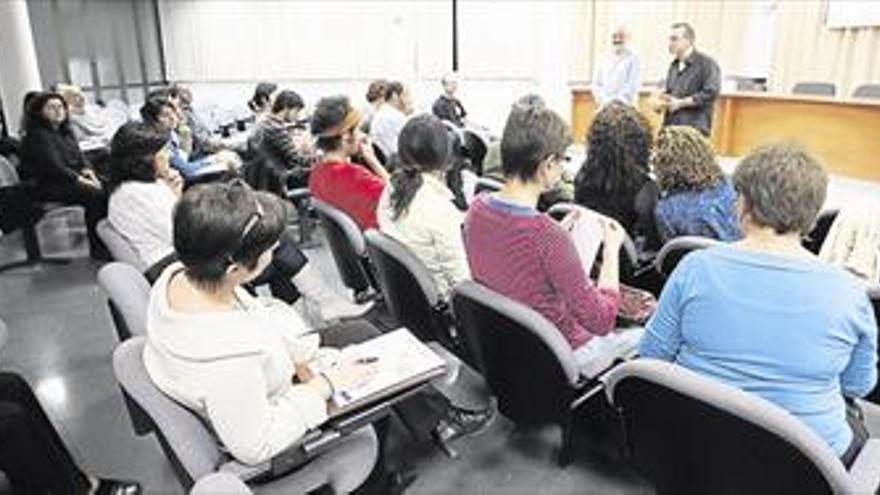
107;122;182;268
432;72;467;128
144;182;492;470
55;83;126;150
106;122;369;323
370;81;412;159
361;79;388;134
248;82;278;121
574;102;660;251
378;114;469;295
309;96;390;230
0;371;140;494
463;104;640;377
652;126;740;243
640;143;877;467
249;89;313;191
20;92;109;259
168;82;221;157
140;97;238;180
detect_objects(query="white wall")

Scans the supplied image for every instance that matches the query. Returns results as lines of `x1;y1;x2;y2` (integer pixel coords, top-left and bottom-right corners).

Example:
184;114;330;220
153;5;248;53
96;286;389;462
159;0;578;134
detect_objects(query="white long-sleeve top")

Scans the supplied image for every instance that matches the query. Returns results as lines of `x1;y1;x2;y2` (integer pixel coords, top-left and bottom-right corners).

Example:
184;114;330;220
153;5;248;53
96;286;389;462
377;172;470;296
143;263;326;465
108;180;177;267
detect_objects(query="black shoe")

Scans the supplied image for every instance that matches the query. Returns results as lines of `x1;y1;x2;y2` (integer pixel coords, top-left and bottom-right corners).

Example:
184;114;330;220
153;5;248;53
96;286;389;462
434;402;496;443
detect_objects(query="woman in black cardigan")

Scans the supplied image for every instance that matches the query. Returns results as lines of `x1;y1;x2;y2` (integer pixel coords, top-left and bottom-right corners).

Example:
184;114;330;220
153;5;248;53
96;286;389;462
21;92;109;259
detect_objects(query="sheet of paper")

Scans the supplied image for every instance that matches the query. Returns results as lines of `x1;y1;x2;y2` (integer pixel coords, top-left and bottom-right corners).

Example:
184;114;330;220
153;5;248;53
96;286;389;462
323;329;446;409
569;206;604;275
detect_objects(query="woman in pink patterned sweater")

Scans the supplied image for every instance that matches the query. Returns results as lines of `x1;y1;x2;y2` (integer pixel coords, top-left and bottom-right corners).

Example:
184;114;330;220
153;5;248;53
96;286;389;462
463;102;640;377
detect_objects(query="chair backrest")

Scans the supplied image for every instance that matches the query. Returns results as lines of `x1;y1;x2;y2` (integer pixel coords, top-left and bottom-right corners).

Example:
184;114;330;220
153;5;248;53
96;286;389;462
853;84;880;99
98;262;151;341
473;177;503;195
792;81;836;97
364;230;446;343
655;236;722;277
803;209;840;254
451;280;580;425
605;359;854;494
96;219;148;272
113;337;224;488
312;198;371;294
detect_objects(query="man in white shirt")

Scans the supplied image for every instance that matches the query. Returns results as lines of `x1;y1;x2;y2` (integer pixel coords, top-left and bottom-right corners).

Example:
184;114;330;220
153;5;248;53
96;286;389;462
592;26;641;108
369;81;412;159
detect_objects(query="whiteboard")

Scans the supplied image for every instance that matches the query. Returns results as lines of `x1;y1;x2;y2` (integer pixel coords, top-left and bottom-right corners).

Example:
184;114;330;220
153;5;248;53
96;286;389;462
826;0;880;28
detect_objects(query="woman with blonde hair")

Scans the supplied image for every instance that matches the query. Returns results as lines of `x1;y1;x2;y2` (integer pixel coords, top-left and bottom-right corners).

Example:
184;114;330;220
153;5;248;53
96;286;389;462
652;125;740;243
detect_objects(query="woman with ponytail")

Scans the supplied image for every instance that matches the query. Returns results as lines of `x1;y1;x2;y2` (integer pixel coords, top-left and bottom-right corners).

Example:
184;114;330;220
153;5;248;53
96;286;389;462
378;114;470;295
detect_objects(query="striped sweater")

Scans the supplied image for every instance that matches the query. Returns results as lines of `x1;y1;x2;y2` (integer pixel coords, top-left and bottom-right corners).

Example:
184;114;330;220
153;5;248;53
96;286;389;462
463;194;620;350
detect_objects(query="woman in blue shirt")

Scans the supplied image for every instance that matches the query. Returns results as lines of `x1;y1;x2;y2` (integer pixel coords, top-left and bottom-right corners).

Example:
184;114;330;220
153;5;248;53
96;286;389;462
652;125;740;244
640;143;877;466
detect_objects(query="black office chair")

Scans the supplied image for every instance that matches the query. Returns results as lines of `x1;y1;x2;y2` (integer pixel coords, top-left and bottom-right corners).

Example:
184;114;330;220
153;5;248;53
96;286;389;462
312;198;377;304
451;280;609;466
654;236;722;278
802;209;839;254
606;359;880;494
0;156;76;273
473;177;503;196
364;230;455;347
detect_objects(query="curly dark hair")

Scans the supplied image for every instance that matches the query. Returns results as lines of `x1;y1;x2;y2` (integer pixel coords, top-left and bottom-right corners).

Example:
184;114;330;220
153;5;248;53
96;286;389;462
575;102;652;198
652;125;723;193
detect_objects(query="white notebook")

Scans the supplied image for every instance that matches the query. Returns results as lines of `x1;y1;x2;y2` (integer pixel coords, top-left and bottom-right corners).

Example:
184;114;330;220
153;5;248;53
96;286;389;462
567;206;604;275
319;328;447;414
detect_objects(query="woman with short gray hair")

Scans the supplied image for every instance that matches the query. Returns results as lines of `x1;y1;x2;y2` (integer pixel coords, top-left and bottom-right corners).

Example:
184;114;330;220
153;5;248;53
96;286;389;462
640;143;877;467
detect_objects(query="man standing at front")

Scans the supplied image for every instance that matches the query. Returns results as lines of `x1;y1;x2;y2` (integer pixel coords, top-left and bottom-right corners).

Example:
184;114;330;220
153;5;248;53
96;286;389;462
661;22;720;136
593;26;641;108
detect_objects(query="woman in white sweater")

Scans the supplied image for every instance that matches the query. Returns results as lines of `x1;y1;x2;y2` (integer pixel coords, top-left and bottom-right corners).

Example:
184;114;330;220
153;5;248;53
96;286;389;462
143;182;375;465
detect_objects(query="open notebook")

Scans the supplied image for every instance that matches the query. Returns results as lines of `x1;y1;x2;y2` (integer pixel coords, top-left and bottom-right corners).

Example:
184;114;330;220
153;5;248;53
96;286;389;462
567;205;657;324
313;329;448;416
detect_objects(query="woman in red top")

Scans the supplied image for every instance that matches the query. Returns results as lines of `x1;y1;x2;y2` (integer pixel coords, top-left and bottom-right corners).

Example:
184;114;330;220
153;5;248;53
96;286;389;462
309;96;389;230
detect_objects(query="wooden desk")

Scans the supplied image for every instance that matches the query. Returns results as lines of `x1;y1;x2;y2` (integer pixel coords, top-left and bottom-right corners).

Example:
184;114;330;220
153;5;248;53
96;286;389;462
571;88;880;182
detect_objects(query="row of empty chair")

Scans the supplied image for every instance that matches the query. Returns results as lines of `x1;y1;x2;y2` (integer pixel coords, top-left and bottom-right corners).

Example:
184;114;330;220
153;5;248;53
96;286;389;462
792;81;880;98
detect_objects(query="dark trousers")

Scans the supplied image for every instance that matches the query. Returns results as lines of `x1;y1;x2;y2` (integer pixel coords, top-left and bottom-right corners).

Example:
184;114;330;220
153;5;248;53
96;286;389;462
0;372;90;495
33;181;108;257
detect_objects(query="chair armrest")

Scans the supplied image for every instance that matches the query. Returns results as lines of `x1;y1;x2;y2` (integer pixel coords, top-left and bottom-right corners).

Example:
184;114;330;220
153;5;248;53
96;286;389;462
220;427;355;483
285;188;311;201
848;438;880;494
